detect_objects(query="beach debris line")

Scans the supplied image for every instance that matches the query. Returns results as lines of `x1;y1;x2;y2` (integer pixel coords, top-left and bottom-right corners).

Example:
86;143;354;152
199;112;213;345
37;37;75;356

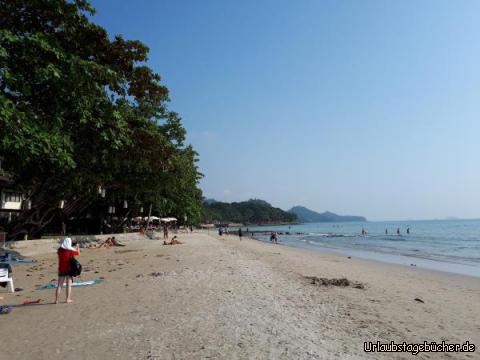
305;276;365;289
149;271;176;277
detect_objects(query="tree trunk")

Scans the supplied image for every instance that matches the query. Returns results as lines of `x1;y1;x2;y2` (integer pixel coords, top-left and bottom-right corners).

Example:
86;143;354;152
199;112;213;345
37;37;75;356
8;194;96;240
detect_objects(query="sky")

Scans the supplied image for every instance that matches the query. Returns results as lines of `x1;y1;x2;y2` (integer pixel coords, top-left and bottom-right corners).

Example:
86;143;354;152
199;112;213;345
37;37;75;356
90;0;480;221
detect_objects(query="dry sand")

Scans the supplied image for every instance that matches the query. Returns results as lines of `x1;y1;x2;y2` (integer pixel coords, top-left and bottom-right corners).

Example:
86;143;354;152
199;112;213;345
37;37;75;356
2;231;479;359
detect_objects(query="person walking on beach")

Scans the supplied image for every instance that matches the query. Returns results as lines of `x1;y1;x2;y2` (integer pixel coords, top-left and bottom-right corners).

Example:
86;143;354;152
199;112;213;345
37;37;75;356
163;224;169;240
55;237;79;304
271;232;278;244
238;228;243;241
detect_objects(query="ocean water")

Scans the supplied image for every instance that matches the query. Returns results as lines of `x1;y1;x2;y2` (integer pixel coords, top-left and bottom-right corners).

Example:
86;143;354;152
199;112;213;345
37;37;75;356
238;220;480;277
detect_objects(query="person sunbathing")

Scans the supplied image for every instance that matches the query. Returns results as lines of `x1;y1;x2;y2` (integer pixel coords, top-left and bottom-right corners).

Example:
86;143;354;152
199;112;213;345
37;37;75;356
98;236;126;248
110;236;126;247
163;236;183;245
98;237;113;248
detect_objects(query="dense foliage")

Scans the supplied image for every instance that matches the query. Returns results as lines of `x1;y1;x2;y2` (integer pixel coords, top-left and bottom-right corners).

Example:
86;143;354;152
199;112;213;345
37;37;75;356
202;199;297;225
0;0;202;238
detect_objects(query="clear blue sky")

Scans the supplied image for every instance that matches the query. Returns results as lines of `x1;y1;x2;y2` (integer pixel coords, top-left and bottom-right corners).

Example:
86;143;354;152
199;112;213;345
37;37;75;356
90;0;480;221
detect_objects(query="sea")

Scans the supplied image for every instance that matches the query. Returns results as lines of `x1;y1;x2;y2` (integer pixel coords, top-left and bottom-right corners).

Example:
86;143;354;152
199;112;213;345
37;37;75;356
234;220;480;278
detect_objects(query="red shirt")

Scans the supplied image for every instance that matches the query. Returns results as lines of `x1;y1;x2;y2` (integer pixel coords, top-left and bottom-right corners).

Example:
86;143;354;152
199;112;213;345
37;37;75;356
57;248;79;274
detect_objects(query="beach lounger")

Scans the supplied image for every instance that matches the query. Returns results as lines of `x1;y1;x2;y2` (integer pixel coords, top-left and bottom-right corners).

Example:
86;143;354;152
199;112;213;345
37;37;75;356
0;268;14;293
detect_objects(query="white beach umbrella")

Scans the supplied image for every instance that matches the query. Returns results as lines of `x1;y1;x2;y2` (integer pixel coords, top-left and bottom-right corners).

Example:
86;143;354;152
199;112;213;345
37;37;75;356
144;216;160;221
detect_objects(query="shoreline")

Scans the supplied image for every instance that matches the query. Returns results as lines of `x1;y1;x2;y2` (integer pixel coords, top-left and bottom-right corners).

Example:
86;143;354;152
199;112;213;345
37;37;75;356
3;231;479;359
227;231;480;282
249;235;480;279
229;221;480;279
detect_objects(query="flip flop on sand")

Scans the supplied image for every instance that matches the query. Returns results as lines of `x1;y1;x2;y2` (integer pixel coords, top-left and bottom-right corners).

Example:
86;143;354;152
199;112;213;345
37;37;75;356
23;299;42;305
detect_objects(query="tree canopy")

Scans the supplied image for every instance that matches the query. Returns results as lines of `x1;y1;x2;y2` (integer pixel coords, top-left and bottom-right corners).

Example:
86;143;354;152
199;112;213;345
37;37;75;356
0;0;203;238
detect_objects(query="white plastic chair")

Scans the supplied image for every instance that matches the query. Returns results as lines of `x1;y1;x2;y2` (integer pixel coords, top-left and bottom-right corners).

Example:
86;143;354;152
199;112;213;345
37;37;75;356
0;268;14;293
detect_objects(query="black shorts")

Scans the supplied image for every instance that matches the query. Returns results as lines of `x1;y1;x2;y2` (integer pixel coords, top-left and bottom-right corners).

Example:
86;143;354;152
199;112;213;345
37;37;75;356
58;272;71;277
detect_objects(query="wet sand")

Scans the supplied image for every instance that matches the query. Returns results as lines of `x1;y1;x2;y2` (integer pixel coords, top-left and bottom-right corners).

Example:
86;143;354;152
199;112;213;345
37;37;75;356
2;231;479;359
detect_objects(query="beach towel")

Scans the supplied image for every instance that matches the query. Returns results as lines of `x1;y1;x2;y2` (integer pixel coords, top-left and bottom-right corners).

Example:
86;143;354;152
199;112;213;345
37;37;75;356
0;259;34;265
0;251;12;260
0;253;33;263
38;279;103;290
0;304;13;314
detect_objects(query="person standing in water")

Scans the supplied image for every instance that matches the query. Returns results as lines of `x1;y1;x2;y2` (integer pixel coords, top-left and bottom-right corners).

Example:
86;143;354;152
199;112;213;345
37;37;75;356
406;227;410;234
397;228;401;235
385;229;388;235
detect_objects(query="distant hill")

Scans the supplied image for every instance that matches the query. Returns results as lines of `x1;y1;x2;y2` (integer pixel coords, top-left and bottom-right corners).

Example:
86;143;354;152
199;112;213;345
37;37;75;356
202;199;297;224
288;206;366;223
203;198;218;205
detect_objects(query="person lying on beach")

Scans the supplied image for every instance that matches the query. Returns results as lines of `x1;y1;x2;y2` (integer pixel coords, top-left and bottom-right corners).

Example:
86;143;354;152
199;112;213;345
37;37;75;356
163;236;183;245
110;236;125;246
98;237;113;248
98;236;126;248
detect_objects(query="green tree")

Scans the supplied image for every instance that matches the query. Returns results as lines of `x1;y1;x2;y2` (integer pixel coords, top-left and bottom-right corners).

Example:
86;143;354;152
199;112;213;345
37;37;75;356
0;0;202;238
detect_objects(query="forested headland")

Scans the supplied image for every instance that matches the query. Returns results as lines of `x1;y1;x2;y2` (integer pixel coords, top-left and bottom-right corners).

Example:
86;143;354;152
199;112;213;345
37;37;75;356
202;199;297;225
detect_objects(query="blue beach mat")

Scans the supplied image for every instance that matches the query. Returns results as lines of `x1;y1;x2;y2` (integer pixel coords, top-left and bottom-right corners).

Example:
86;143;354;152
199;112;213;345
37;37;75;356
1;253;34;264
0;305;13;315
1;259;34;265
38;279;104;290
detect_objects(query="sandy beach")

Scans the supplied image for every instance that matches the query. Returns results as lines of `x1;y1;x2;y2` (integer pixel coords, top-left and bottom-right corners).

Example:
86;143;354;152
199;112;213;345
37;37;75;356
2;231;479;359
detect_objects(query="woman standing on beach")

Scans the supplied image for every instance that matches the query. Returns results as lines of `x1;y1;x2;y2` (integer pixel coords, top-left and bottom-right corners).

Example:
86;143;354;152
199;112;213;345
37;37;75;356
55;237;79;304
